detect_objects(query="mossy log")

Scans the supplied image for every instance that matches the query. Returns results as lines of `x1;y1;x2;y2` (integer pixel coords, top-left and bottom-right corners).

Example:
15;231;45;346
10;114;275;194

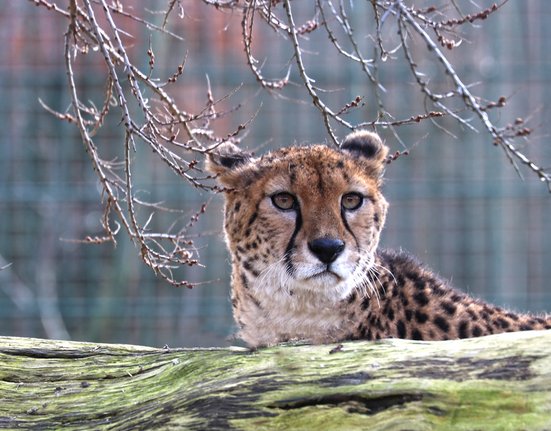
1;331;550;430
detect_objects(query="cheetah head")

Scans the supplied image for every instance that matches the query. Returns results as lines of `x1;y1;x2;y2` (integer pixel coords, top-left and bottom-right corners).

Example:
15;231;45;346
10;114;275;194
207;131;389;304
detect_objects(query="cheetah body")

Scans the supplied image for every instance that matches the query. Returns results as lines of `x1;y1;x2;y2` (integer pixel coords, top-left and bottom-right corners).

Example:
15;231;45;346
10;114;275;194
207;131;551;347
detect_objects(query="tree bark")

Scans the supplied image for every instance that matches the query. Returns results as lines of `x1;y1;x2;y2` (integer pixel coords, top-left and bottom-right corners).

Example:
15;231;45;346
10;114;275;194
1;330;550;430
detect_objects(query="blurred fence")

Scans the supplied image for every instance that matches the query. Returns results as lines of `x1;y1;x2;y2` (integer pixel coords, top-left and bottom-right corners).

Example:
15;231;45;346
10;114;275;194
0;1;550;347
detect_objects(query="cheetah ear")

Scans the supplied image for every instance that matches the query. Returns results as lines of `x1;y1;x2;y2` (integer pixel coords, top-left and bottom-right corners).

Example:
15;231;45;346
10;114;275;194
206;142;254;187
341;130;389;178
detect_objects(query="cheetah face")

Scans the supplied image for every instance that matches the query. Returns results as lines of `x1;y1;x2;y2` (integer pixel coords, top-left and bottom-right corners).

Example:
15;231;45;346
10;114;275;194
207;131;389;303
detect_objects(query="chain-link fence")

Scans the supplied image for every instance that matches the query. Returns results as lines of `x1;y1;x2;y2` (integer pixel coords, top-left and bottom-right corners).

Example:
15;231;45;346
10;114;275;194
0;1;550;347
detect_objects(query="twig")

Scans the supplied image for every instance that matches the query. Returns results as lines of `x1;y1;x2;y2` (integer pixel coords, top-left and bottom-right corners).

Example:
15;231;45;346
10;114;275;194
397;1;551;190
283;0;352;145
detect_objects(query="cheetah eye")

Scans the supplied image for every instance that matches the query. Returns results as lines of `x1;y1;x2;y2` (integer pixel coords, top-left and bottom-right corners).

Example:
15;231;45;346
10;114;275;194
271;192;297;211
341;192;363;211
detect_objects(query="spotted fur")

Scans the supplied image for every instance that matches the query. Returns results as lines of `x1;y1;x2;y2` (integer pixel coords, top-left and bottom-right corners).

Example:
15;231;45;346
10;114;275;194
207;131;551;347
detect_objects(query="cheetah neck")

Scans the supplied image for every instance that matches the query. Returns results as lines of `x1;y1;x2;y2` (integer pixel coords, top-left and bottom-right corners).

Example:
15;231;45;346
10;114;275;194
231;267;357;346
230;249;551;347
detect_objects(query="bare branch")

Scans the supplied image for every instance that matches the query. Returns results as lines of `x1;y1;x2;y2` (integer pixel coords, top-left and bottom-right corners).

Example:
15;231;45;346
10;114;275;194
396;1;551;189
31;0;550;290
283;0;351;145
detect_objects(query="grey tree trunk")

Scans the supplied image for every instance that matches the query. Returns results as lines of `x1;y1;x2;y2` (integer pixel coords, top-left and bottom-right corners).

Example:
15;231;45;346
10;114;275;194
1;330;550;430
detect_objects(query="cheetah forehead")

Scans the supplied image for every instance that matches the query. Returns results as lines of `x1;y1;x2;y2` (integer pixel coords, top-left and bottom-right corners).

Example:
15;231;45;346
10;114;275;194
260;146;362;194
207;130;389;190
255;145;384;192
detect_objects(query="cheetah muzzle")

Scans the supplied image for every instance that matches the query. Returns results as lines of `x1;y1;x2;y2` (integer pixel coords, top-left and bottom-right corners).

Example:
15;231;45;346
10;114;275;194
207;131;551;347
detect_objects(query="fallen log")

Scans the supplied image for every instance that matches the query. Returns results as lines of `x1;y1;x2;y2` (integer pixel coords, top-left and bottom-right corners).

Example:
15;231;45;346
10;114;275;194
1;330;550;430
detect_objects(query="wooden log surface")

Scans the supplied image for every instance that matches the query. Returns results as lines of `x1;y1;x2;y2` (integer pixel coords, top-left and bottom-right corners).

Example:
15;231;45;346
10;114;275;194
1;330;550;430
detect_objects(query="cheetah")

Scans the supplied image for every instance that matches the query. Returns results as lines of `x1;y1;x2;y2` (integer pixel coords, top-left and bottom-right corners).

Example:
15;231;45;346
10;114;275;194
207;131;551;347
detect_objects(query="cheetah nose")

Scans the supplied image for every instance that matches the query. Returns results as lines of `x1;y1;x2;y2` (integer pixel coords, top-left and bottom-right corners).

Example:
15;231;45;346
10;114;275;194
308;238;345;264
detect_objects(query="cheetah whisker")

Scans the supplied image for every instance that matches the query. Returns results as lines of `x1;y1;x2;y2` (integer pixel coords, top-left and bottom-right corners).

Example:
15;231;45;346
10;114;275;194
256;255;293;296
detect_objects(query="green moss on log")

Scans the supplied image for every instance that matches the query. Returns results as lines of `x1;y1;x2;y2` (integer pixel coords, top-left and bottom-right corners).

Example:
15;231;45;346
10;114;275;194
0;331;550;430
